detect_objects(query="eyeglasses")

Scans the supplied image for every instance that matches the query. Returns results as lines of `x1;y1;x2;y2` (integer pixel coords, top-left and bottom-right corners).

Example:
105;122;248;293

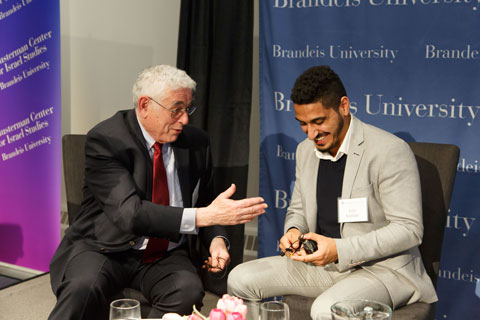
148;96;196;118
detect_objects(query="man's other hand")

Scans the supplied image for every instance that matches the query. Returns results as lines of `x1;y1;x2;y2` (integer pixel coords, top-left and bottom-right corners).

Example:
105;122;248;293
204;237;230;273
279;228;302;256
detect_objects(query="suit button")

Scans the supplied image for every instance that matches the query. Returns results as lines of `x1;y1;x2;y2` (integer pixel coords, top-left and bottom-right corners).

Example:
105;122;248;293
99;248;105;251
129;241;136;246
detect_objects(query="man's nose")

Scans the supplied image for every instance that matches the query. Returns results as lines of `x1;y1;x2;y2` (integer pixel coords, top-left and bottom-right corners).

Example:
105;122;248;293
178;111;189;125
307;124;317;140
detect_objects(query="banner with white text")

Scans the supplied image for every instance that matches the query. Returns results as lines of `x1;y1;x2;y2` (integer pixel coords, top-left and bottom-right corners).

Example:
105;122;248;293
0;0;61;272
258;1;480;318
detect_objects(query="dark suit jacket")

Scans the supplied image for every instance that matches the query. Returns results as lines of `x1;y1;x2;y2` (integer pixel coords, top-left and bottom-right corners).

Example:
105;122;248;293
50;109;227;292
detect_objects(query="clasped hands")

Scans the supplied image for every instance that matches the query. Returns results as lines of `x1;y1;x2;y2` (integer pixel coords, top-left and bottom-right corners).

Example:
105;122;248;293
279;228;338;266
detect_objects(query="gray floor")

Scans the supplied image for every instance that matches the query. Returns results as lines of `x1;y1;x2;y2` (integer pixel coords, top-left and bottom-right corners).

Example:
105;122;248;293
0;273;54;320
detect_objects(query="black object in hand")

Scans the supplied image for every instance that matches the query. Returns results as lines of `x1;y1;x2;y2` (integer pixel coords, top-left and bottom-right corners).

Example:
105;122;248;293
302;239;318;254
281;234;318;256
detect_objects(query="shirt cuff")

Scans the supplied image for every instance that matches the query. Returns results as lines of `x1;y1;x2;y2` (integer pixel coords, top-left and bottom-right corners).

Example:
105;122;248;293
180;208;199;234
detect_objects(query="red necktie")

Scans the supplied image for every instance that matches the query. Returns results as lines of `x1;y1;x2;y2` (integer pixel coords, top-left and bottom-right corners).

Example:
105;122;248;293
143;142;170;263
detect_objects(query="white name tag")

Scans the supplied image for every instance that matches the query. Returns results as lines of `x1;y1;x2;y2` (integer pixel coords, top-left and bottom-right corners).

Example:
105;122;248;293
338;197;368;223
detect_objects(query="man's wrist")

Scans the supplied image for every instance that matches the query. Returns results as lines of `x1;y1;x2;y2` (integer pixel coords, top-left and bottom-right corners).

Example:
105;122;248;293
213;236;230;250
195;207;212;227
286;226;301;234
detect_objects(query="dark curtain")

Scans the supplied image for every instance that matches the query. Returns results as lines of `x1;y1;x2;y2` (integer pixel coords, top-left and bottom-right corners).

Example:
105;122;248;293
177;1;253;295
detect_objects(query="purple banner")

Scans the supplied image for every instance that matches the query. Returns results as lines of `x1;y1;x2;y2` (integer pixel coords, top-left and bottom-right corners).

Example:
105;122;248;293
0;0;61;271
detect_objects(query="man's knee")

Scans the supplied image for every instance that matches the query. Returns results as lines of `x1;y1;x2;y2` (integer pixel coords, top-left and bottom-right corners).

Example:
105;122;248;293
51;276;110;320
151;271;204;315
227;264;245;293
227;262;258;298
227;264;242;294
61;274;103;299
175;273;204;308
310;296;337;320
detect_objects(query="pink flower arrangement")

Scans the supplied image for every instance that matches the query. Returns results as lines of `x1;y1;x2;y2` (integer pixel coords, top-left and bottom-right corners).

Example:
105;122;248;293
181;294;247;320
209;294;247;320
186;314;204;320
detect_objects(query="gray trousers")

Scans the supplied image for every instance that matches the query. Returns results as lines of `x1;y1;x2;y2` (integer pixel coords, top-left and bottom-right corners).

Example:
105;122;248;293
227;256;392;320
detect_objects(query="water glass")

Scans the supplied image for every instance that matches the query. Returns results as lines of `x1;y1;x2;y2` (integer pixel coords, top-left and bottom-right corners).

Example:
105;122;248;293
109;298;141;320
260;301;290;320
242;297;261;320
330;299;392;319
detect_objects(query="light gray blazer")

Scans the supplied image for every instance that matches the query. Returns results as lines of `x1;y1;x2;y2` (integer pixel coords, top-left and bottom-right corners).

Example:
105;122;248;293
284;115;437;308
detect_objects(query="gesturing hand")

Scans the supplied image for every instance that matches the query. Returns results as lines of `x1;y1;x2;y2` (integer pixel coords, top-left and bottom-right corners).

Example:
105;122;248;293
196;184;267;227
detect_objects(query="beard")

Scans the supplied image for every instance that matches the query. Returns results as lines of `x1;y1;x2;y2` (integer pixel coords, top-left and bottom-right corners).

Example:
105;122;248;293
315;112;345;154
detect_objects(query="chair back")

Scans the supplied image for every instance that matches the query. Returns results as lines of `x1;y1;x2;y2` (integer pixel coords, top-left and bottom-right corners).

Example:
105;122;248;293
407;142;459;287
62;134;87;225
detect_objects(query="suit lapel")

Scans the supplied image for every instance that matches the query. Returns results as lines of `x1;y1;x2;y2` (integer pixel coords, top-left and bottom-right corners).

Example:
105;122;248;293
305;149;320;232
342;116;365;199
172;142;191;207
125;109;154;199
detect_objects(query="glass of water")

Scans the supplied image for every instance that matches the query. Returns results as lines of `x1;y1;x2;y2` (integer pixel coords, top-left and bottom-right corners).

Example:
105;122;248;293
109;298;141;320
234;295;261;320
260;301;290;320
330;299;392;319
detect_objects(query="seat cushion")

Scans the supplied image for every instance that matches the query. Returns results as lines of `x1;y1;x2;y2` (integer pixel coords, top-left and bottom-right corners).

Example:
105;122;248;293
392;302;433;320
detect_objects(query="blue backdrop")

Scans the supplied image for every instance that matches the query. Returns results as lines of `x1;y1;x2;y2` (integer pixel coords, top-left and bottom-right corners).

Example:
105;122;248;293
258;1;480;318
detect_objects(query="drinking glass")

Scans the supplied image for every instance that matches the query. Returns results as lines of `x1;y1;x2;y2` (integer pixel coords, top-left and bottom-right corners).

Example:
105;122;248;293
109;298;141;320
241;297;261;320
260;301;290;320
330;299;392;319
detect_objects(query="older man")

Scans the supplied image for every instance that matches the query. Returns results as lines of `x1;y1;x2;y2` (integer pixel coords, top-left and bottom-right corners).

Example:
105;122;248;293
228;66;437;319
49;65;267;319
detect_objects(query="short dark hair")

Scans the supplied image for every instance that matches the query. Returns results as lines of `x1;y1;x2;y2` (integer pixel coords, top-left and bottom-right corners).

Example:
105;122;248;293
290;65;347;109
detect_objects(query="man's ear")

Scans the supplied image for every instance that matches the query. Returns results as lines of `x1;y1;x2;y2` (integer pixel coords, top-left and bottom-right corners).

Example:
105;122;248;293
339;96;350;116
137;96;150;117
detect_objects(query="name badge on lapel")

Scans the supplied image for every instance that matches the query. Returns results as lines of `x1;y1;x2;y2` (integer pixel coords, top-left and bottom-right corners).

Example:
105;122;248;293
337;197;368;223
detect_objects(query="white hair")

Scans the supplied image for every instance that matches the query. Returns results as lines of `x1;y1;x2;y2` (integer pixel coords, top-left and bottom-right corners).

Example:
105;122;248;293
132;65;196;108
